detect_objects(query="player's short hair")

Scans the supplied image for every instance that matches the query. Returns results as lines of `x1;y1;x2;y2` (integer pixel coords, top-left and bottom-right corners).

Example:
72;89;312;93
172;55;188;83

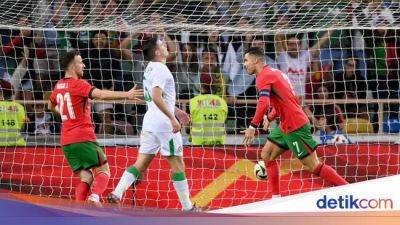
245;47;265;59
142;37;159;61
60;50;80;71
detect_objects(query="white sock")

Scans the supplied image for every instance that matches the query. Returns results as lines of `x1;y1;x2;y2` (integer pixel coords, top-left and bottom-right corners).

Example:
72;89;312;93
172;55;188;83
88;193;100;202
173;179;193;211
113;170;136;199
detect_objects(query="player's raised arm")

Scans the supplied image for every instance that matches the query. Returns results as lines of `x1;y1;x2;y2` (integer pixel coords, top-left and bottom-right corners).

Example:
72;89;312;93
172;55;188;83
90;85;143;101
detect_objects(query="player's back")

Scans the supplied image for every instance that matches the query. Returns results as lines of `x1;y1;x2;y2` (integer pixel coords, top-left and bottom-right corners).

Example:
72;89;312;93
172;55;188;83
259;66;309;134
142;61;176;133
50;78;96;146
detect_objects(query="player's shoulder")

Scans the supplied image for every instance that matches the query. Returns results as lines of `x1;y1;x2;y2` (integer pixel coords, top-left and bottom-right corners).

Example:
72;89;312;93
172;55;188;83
149;62;172;80
146;62;170;76
147;61;167;70
54;78;90;91
68;78;92;90
260;66;281;79
76;78;91;86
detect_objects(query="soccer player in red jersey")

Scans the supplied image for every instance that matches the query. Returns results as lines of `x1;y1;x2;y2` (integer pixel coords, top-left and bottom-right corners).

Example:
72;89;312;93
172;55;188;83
48;50;142;205
242;47;348;197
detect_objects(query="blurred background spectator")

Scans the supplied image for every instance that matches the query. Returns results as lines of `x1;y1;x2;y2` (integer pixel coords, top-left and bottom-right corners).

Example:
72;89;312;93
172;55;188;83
0;79;26;146
82;30;122;134
305;85;346;133
334;57;369;120
277;31;331;99
190;79;228;145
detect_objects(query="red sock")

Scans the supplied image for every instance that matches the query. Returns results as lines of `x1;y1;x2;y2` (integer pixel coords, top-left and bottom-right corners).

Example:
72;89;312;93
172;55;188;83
91;172;110;196
266;160;280;195
75;181;90;201
313;163;348;186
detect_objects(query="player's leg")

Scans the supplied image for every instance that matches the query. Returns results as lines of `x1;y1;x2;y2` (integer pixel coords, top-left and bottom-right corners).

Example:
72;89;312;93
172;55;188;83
260;142;286;197
75;169;93;201
300;152;348;186
160;132;194;211
73;142;109;204
261;127;289;196
110;153;155;201
88;163;110;203
286;124;348;186
165;156;194;211
62;144;92;201
110;131;158;202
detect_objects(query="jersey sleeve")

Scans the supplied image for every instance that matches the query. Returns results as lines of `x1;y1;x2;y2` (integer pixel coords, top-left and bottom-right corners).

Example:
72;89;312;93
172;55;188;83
76;79;95;98
250;72;277;127
49;90;56;105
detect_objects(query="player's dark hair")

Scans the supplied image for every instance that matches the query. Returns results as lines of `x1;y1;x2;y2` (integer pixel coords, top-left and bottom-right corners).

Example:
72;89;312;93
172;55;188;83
60;50;80;71
245;47;265;59
142;37;159;61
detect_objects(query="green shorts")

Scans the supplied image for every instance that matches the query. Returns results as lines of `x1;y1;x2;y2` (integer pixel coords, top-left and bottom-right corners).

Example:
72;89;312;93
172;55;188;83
62;142;107;172
267;124;318;159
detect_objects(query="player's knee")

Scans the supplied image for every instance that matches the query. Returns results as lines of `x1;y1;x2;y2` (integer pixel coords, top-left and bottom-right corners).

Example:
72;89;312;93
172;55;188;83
78;170;94;184
132;162;148;174
303;160;319;173
167;156;185;174
94;163;110;177
301;153;320;173
170;162;185;175
261;149;272;161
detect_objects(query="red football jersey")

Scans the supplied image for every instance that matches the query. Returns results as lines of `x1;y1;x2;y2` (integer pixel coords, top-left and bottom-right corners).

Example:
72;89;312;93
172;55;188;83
251;66;309;134
50;78;96;146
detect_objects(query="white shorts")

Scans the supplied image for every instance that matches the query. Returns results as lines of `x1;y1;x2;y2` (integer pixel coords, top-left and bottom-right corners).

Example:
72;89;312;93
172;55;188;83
139;131;183;156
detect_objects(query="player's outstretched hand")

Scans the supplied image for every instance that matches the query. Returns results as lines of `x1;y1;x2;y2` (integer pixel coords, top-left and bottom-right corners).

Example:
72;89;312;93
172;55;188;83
175;108;190;126
241;128;256;146
170;117;181;133
127;85;143;100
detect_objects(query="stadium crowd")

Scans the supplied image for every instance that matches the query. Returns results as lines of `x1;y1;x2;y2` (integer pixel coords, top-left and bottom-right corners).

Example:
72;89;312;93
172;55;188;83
0;0;399;139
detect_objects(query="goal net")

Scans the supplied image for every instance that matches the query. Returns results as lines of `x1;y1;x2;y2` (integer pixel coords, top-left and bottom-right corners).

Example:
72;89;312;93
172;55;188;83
0;0;399;209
